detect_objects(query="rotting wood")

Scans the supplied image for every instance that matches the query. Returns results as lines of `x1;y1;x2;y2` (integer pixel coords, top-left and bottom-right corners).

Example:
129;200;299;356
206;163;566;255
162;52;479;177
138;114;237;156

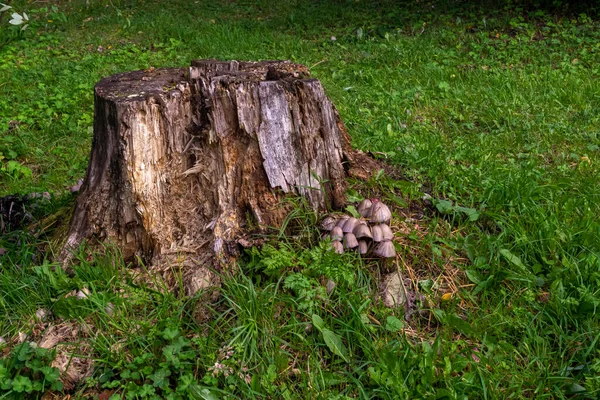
61;59;379;294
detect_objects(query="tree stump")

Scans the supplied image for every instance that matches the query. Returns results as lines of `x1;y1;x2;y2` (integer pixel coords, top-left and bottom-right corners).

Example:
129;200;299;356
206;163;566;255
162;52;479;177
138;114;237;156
62;60;376;293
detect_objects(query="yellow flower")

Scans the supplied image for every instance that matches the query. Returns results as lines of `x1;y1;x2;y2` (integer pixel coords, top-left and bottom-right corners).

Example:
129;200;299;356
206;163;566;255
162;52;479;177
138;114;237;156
441;293;453;301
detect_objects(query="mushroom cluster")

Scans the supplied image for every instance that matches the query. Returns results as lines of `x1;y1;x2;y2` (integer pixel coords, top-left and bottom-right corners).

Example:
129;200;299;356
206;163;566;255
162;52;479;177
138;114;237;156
321;199;396;259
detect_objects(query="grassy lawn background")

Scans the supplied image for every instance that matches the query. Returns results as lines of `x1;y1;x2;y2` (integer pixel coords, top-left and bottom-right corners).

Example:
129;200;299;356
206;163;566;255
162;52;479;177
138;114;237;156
1;0;599;398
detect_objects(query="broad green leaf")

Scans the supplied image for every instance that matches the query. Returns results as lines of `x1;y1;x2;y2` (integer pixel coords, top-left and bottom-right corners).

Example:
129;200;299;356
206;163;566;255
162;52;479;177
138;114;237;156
189;385;220;400
445;313;474;336
40;366;60;382
12;375;33;393
50;380;64;391
151;368;171;388
385;316;403;332
345;205;360;218
162;327;179;340
462;235;477;262
455;206;480;221
52;296;93;319
17;342;33;361
435;199;453;213
0;365;8;380
438;81;451;91
321;328;349;362
499;249;528;272
139;383;156;396
345;189;362;203
465;269;482;284
311;314;325;331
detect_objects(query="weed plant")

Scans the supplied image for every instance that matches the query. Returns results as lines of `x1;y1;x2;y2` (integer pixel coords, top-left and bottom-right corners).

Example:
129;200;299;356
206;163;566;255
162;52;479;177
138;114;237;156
1;0;599;398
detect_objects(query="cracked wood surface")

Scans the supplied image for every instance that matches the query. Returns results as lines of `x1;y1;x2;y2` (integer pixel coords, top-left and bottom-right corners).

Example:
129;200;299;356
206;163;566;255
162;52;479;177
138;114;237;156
62;59;371;293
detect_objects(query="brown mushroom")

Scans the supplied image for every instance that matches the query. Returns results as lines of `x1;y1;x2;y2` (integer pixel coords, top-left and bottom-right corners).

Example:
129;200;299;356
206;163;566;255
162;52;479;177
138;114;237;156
335;216;350;228
357;199;373;217
371;225;383;242
342;217;360;233
321;216;338;231
343;233;359;249
379;224;394;241
331;241;344;254
373;240;396;258
353;223;373;240
326;279;336;294
358;240;369;255
330;226;343;241
369;199;392;223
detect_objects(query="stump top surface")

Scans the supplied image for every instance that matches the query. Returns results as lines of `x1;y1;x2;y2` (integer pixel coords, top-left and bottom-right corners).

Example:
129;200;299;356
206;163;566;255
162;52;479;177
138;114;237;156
95;68;187;102
189;59;311;83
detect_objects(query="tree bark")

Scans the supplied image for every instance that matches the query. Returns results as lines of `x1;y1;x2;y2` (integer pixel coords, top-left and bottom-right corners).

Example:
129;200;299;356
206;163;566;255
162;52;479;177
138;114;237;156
61;60;375;293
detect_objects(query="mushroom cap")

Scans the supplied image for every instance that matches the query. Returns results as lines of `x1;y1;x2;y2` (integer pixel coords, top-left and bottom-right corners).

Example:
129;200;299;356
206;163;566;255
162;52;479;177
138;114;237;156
342;217;360;233
326;279;336;294
353;223;373;239
331;241;344;254
357;199;373;217
321;216;338;231
335;216;350;228
343;233;359;249
378;223;394;241
373;240;396;258
35;308;48;321
371;225;383;242
330;226;344;241
358;240;369;255
369;200;392;223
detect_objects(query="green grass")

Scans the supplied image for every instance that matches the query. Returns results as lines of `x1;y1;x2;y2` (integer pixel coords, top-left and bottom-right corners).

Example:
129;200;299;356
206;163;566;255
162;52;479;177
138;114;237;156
1;0;600;398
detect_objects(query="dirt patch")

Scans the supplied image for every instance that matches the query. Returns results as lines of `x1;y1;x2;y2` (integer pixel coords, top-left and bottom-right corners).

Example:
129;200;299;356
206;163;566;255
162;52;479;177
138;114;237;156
38;321;94;391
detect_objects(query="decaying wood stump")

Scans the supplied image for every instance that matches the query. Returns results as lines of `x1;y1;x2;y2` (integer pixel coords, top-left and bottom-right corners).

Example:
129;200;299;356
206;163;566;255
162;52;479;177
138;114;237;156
61;60;376;293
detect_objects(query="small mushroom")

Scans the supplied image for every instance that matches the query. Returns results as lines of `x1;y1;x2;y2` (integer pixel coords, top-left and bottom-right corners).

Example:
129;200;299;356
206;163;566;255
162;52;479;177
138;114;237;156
342;217;360;233
353;223;372;240
71;178;84;194
369;199;392;223
373;240;396;258
371;225;383;242
379;224;394;241
321;216;338;231
335;217;350;229
330;226;343;241
357;199;373;217
331;240;344;254
358;240;369;255
326;279;336;294
343;233;359;249
35;308;48;321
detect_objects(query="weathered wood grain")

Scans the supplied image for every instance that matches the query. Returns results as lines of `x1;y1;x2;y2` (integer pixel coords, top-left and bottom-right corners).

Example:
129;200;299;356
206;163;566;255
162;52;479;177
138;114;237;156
62;60;372;293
